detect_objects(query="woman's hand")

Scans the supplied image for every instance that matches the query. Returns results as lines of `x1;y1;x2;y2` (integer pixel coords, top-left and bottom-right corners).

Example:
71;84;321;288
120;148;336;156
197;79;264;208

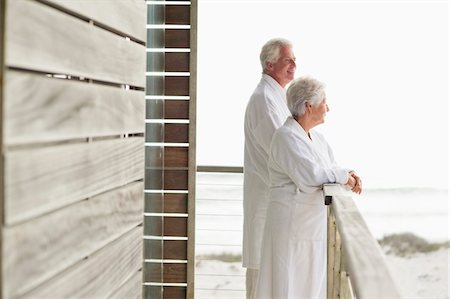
348;171;362;194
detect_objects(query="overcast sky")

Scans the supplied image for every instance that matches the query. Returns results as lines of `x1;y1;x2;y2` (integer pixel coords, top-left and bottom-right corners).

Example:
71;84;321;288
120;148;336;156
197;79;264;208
196;0;448;189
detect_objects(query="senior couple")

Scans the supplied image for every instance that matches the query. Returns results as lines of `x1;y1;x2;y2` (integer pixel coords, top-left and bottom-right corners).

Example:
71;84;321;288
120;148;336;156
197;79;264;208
243;38;362;299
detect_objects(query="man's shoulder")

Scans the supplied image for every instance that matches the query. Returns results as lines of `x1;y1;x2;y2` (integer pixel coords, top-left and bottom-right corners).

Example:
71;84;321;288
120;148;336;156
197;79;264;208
248;81;278;108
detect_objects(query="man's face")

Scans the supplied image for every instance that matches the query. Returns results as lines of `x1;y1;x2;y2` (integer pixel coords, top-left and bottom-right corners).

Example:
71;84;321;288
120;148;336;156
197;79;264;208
266;47;296;88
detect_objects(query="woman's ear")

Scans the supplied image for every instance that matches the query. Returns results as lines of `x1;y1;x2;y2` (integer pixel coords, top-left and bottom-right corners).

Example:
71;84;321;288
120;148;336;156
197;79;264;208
306;103;312;114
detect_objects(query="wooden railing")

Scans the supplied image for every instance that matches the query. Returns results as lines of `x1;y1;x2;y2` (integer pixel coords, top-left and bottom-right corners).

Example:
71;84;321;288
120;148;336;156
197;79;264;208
195;168;402;299
323;184;402;299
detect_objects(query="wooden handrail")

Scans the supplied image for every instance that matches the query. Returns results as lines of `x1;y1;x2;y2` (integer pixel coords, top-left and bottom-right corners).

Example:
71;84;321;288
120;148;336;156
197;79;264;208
196;165;243;173
323;184;402;299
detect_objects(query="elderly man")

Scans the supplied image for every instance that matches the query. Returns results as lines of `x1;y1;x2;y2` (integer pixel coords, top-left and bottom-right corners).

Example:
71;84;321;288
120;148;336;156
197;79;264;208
243;38;296;299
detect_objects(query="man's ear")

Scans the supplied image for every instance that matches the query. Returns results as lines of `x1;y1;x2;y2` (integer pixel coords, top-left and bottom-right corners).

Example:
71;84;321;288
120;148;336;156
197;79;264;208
266;62;273;71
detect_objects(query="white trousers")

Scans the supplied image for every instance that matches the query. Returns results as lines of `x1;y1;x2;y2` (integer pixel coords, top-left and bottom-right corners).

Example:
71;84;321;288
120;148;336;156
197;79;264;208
246;268;259;299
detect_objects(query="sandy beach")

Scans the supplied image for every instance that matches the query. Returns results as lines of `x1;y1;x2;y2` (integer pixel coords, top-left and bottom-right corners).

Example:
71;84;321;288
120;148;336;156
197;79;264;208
195;247;449;299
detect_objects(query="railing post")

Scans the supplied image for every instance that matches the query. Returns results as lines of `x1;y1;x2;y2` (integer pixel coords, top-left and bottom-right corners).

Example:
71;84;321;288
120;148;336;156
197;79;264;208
333;223;342;299
327;206;337;299
339;245;353;299
323;183;402;299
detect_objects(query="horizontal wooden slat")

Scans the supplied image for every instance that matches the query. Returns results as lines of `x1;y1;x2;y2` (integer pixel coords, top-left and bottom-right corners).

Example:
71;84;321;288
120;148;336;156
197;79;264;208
146;99;164;119
164;264;187;283
145;146;189;169
3;182;144;299
164;240;188;260
165;123;189;143
163;286;187;299
144;216;163;236
146;123;164;142
22;227;143;299
165;76;190;96
145;169;163;190
144;240;187;260
165;5;190;25
145;263;186;283
146;76;164;95
146;146;163;168
165;100;189;119
5;137;144;224
164;217;188;237
164;169;188;190
145;263;163;283
107;270;143;299
147;28;164;49
163;193;189;213
144;286;187;299
165;52;190;72
44;0;147;42
144;216;187;237
145;193;188;213
6;0;145;87
165;147;188;167
5;70;144;145
147;52;165;72
165;29;190;48
144;239;163;259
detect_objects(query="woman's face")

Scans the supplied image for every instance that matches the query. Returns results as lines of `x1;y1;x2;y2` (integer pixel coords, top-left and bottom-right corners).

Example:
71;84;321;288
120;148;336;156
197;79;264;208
310;98;329;125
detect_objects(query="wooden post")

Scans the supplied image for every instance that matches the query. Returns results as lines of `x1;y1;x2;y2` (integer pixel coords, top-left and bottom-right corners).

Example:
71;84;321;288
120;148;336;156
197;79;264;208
0;0;5;297
187;1;198;298
327;206;336;299
339;245;352;299
333;225;342;299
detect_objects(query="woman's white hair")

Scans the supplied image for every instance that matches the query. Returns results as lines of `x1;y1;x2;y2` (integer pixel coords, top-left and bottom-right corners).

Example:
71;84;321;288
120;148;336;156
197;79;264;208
260;38;293;72
287;77;326;117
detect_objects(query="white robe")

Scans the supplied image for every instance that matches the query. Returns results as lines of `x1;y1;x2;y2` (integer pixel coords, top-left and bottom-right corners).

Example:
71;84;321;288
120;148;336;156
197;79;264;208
243;74;291;269
256;117;349;299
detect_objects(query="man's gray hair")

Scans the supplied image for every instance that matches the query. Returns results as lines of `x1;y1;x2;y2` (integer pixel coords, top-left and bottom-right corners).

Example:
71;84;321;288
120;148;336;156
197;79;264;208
260;38;293;72
287;77;326;117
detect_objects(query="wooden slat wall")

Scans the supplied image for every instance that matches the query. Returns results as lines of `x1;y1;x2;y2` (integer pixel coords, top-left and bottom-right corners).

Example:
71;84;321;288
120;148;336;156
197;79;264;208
144;1;197;298
1;0;146;298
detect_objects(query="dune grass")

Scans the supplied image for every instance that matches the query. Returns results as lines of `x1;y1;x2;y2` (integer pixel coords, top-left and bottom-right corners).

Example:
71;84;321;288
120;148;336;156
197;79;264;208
378;233;449;257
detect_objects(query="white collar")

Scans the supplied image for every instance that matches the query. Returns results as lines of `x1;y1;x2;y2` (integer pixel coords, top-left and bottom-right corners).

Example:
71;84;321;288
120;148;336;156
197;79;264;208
262;74;286;96
285;116;312;141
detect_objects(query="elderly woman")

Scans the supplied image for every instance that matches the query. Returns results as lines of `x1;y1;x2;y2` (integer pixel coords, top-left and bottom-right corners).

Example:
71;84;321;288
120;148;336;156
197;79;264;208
255;77;362;299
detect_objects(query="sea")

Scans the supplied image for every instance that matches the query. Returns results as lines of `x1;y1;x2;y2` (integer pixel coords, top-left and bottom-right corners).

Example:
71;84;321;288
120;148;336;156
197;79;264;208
195;172;449;256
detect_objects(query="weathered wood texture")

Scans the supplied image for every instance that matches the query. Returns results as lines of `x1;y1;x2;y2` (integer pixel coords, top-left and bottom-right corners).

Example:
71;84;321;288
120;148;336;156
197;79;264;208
145;193;188;213
107;270;143;299
3;182;144;298
324;184;402;299
144;240;188;260
2;0;146;298
22;227;143;299
44;0;146;42
327;208;336;299
144;216;188;237
4;70;145;145
0;0;5;298
6;0;145;87
145;263;187;283
165;5;190;25
145;286;187;299
165;52;190;72
5;137;144;224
